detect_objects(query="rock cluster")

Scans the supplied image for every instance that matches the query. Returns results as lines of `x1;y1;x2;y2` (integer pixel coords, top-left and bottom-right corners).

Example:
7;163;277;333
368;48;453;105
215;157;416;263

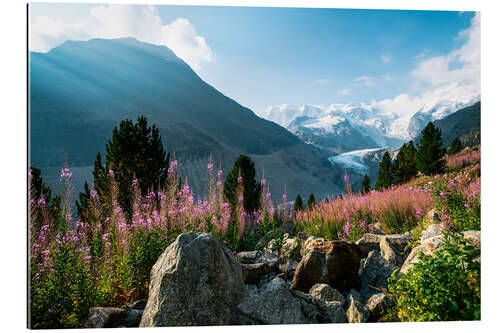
88;222;480;327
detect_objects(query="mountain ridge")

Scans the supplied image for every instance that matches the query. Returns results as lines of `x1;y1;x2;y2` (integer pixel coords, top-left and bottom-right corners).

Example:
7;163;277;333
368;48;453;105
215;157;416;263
30;37;343;200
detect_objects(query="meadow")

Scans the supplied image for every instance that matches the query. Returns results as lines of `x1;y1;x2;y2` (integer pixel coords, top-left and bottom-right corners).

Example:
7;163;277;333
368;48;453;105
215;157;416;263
29;147;480;328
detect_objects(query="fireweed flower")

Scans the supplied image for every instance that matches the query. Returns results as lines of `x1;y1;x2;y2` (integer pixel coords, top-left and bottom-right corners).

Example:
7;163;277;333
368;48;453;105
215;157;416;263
237;175;243;183
261;178;266;186
107;169;115;178
207;162;214;172
90;187;99;201
60;168;72;182
168;160;178;174
28;168;33;179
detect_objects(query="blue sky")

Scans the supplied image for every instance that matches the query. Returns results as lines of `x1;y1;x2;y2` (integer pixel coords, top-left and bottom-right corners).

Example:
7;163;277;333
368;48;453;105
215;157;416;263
30;4;479;115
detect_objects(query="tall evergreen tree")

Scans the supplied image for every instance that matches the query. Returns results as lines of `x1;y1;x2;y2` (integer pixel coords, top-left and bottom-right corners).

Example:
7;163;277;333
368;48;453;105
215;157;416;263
375;151;393;190
29;166;61;228
224;155;261;212
416;122;446;176
77;116;170;217
294;194;304;212
393;141;417;185
448;137;464;155
361;174;371;194
307;193;316;210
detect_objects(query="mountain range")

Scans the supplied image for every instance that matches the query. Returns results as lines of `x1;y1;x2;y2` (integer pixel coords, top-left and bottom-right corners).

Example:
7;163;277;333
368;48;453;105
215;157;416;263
258;97;480;154
29;38;344;200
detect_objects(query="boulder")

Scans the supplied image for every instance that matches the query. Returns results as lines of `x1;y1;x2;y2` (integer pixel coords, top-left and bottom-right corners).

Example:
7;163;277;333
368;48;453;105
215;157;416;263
140;232;247;327
420;223;445;243
356;233;411;259
358;250;399;296
238;251;279;284
278;259;299;279
291;239;361;292
280;236;300;260
86;307;142;328
127;299;147;311
346;295;369;323
300;236;326;257
236;277;312;324
237;277;346;324
400;230;481;274
309;283;345;306
365;293;391;322
464;230;481;248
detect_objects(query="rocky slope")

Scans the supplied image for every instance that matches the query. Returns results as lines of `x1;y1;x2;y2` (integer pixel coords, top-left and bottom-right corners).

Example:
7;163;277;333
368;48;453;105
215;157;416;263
86;216;480;327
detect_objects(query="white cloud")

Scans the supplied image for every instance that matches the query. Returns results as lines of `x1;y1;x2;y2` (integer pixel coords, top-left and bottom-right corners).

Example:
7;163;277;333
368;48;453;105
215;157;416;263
414;49;430;59
383;73;392;81
337;88;352;96
373;12;480;118
352;76;376;87
381;54;392;63
30;4;214;70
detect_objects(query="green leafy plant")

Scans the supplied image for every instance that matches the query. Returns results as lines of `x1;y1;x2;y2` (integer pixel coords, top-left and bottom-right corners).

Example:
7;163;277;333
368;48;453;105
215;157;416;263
388;231;480;321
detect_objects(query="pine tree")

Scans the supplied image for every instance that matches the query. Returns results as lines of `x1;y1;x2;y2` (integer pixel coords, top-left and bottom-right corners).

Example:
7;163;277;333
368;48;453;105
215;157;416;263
361;174;371;194
307;193;316;210
393;141;417;184
416;122;446;176
76;182;91;221
77;116;170;217
224;155;261;212
375;151;393;190
29;166;61;228
294;194;304;212
448;137;463;155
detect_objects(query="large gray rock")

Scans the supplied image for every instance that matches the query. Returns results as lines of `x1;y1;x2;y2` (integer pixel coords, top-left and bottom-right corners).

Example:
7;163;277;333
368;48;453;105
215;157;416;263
86;307;143;328
237;277;310;324
400;230;481;274
309;283;345;306
140;232;247;327
365;293;391;322
400;235;443;274
355;233;411;259
237;277;346;324
291;239;362;292
346;295;369;323
420;223;445;243
358;250;399;296
237;251;279;284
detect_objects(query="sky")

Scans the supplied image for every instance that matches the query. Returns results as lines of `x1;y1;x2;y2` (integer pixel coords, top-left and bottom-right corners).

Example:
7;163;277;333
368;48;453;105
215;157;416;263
29;3;480;117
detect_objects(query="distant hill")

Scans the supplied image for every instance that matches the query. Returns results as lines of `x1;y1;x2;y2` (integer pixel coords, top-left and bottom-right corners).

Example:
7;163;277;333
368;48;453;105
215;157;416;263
30;38;343;199
416;101;481;147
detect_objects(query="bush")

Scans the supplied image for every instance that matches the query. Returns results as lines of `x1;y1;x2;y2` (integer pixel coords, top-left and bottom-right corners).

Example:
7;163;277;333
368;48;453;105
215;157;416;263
433;179;480;231
388;231;480;321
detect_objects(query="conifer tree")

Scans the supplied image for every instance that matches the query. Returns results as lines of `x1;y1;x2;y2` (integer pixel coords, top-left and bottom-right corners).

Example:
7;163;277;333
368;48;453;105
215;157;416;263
224;155;261;212
361;174;371;194
448;137;463;155
77;116;170;217
416;122;446;176
307;193;316;210
375;151;393;190
29;166;62;227
294;194;304;212
393;141;417;184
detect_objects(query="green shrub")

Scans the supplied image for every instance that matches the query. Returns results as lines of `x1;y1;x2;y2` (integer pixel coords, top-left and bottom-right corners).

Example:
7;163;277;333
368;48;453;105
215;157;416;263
388;231;480;321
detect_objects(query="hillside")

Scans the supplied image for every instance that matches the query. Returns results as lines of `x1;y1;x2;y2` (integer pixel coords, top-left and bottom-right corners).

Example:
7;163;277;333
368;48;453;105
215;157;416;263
30;37;343;199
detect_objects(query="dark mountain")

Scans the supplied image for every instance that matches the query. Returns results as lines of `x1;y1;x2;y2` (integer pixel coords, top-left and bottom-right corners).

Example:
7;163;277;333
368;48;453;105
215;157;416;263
415;102;481;147
30;37;343;199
